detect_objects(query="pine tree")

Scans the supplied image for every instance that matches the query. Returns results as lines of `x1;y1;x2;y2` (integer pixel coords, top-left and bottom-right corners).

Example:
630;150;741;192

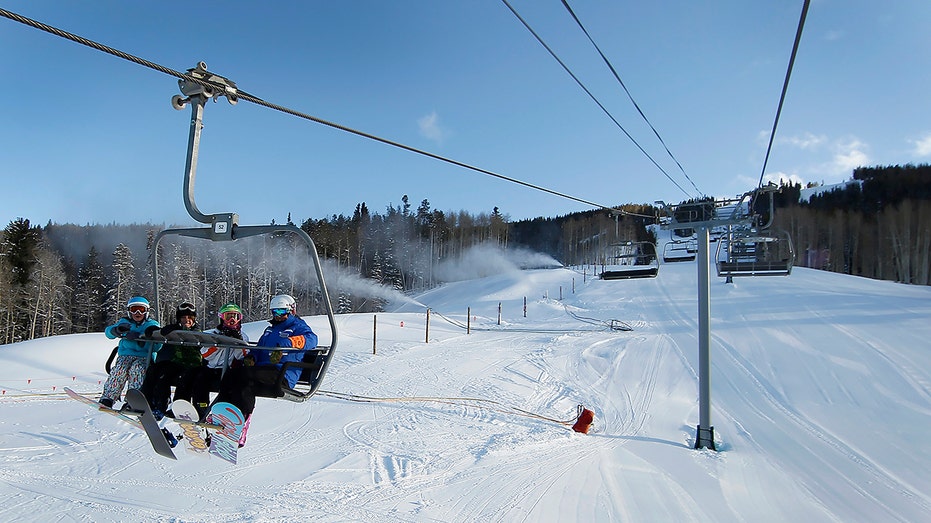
2;218;41;286
72;247;108;333
107;243;136;323
1;218;42;342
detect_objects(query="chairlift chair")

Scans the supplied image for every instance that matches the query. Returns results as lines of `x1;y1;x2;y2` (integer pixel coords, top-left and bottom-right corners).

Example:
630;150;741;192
662;239;697;263
662;226;698;262
600;241;659;279
145;63;338;402
715;229;794;277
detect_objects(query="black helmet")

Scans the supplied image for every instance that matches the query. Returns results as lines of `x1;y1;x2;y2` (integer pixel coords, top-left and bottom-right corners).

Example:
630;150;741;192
176;302;197;320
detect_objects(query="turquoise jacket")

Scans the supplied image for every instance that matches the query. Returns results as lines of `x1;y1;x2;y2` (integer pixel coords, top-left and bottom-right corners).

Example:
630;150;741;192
105;317;163;358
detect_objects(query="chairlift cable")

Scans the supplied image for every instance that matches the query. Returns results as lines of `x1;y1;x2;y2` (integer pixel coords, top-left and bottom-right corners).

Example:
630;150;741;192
0;8;212;93
501;0;693;199
231;89;618;211
756;0;811;189
0;7;622;215
559;0;701;196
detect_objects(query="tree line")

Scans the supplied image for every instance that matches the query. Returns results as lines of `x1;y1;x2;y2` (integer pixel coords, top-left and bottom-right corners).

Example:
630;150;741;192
3;164;930;344
1;195;637;345
773;164;931;285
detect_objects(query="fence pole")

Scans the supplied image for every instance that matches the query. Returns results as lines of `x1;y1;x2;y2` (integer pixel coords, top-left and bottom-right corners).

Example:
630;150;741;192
372;314;377;355
425;308;430;344
497;302;502;325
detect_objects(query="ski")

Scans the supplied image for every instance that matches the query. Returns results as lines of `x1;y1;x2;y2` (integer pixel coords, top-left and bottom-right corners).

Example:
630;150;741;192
64;387;176;460
207;402;245;464
64;387;142;429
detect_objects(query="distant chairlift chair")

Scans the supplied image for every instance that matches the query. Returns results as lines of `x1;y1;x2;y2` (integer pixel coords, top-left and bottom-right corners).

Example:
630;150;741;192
715;229;795;277
662;239;697;263
600;241;659;279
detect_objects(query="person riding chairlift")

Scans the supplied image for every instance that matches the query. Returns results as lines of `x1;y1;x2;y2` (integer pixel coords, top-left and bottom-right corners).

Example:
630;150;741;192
212;294;317;447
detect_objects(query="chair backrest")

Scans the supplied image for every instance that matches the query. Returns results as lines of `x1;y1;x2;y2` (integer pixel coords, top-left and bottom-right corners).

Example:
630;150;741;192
105;347;118;374
297;350;323;385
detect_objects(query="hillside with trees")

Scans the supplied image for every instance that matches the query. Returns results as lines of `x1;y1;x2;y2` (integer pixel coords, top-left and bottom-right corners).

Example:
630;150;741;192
2;163;929;344
774;164;931;285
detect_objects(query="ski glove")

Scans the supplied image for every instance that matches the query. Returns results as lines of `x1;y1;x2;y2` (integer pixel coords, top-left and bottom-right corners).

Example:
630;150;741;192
114;323;131;335
277;334;306;349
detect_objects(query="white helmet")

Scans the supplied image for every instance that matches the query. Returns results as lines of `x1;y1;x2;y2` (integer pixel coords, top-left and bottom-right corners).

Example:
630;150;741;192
269;294;296;315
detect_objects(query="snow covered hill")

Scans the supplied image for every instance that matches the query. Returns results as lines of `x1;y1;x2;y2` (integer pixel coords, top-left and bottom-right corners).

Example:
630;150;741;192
2;262;930;522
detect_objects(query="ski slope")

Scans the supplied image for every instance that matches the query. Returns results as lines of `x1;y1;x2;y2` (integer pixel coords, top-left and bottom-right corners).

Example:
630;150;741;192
1;261;930;522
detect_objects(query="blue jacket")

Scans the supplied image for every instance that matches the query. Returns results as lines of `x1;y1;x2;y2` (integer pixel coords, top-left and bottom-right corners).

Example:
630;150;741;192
254;314;318;388
105;317;163;358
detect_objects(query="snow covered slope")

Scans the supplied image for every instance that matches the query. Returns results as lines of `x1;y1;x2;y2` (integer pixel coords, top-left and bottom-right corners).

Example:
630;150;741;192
2;262;930;522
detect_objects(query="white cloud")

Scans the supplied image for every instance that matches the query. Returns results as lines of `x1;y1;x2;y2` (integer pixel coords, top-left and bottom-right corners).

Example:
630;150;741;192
760;131;826;151
754;134;867;186
829;138;869;174
762;171;805;187
779;132;826;150
909;133;931;157
418;111;447;144
824;29;844;42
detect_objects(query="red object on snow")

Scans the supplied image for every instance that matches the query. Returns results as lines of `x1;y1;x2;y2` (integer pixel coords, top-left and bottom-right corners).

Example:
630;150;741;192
572;407;595;434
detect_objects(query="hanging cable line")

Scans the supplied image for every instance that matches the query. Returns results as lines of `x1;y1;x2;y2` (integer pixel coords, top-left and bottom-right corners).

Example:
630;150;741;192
756;0;811;189
317;389;581;427
232;89;622;211
560;0;701;196
0;7;622;214
501;0;693;199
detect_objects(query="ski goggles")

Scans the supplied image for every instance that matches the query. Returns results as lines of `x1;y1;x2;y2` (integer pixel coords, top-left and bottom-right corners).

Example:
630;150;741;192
177;303;196;316
270;308;289;317
128;305;148;314
220;311;242;322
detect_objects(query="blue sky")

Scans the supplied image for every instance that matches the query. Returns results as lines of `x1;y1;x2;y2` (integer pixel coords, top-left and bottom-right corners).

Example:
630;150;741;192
2;1;930;227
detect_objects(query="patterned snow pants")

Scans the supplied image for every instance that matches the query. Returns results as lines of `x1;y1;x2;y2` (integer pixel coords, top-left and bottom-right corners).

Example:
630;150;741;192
100;354;148;403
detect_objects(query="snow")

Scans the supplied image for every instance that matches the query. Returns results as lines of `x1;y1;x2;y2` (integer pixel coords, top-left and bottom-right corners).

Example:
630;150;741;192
798;180;861;202
2;261;931;522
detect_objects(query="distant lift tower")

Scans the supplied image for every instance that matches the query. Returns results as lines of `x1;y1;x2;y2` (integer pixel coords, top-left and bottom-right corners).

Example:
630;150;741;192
655;186;780;450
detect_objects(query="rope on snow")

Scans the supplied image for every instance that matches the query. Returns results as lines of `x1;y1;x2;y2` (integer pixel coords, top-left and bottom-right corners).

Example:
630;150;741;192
318;389;595;433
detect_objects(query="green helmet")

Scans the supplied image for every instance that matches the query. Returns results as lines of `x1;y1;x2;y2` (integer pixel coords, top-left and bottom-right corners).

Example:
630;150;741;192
218;303;242;316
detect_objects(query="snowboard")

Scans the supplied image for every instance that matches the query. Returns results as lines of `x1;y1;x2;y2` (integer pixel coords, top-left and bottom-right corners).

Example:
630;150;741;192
124;388;178;460
207;402;245;464
171;399;210;454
